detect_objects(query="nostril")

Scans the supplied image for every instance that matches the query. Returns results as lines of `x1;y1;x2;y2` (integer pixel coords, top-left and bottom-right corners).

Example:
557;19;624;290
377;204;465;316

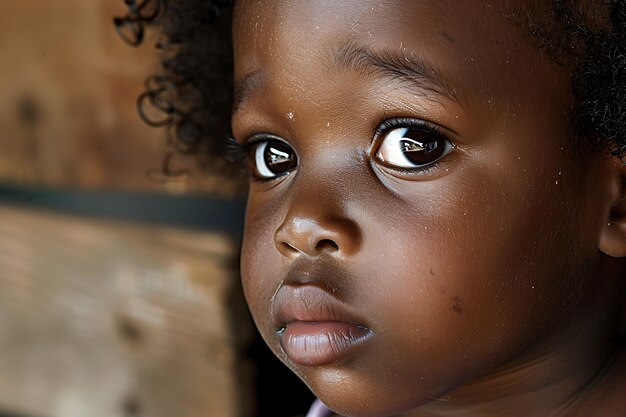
280;241;298;254
316;239;339;252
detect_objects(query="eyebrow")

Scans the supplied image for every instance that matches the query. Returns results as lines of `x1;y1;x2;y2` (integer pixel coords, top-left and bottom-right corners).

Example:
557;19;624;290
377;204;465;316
232;40;462;114
331;40;460;104
233;69;264;114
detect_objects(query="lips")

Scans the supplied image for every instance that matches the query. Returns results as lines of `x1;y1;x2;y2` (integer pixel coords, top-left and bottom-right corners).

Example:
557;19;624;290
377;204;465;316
273;284;372;366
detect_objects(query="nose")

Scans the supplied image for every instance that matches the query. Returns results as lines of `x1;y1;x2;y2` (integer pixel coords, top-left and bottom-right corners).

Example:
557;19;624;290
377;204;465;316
274;210;361;259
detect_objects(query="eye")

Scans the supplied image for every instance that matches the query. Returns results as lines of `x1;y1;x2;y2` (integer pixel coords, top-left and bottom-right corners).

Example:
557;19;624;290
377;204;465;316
251;139;298;179
374;121;454;170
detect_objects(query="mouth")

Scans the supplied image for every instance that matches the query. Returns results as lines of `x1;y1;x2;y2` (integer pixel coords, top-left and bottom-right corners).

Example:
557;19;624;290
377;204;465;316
273;285;372;366
279;321;371;366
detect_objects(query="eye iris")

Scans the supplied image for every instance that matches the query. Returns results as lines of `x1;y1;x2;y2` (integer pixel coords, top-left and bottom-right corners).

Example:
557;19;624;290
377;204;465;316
262;140;297;175
399;129;445;165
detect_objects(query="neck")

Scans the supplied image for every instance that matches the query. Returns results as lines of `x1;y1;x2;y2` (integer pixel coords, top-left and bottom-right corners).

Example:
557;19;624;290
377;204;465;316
408;311;621;417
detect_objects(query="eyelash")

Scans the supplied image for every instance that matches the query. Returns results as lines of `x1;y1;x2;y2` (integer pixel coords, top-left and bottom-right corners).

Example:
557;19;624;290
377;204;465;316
225;135;251;163
374;117;446;145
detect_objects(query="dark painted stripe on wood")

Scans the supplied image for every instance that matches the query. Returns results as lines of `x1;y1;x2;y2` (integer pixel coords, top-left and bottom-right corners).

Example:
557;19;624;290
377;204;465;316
0;183;246;235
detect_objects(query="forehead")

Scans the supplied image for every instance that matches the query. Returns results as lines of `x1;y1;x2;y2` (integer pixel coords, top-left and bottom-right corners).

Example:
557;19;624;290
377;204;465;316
232;0;520;51
232;0;566;117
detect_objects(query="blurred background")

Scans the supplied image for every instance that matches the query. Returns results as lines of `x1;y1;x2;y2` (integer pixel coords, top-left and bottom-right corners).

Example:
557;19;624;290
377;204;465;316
0;1;312;416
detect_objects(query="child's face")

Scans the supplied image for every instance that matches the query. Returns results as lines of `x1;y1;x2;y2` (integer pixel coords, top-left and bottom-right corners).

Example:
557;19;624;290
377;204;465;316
232;1;617;416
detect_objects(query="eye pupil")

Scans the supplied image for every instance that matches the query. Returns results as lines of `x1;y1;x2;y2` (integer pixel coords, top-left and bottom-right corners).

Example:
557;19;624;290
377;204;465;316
253;139;297;179
399;131;445;165
266;146;289;166
265;141;296;173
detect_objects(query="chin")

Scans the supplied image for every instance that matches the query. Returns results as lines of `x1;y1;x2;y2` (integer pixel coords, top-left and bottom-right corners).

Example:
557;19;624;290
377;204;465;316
300;366;444;417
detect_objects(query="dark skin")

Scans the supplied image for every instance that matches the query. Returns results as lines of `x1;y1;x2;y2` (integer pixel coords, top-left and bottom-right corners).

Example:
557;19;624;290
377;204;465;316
231;1;626;416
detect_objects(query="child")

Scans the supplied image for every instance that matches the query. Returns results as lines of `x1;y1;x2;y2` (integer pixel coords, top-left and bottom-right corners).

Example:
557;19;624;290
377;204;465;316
118;0;626;415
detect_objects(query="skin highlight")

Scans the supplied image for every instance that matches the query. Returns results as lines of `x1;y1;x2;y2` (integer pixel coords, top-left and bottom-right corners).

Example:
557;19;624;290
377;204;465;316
231;1;626;416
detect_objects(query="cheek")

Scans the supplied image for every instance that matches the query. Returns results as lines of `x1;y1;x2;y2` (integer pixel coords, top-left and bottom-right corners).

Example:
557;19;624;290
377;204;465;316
351;161;596;390
240;199;280;330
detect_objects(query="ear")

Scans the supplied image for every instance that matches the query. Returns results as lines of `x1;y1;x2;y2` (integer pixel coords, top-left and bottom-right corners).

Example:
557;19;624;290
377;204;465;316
599;157;626;258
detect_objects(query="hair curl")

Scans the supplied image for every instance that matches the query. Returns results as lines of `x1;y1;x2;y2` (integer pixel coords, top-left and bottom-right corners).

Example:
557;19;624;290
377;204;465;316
115;0;237;180
115;0;626;181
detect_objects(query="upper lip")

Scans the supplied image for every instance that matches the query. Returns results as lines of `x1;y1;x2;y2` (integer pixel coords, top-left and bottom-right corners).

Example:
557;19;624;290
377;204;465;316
271;262;368;332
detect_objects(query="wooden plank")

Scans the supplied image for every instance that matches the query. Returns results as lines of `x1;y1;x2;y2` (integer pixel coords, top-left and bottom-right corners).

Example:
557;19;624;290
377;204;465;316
0;206;252;417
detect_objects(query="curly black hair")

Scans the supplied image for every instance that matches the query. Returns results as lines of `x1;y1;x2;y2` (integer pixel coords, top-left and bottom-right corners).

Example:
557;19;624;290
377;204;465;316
115;0;236;180
114;0;626;181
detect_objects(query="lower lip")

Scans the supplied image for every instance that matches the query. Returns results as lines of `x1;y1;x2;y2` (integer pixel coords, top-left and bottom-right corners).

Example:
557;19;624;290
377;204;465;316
279;321;372;366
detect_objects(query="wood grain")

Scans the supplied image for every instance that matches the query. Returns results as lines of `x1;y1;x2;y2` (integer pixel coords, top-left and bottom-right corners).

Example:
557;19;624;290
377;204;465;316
0;206;252;417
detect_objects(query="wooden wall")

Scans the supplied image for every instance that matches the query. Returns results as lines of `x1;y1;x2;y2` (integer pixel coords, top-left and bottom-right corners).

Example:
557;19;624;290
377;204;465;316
0;206;252;417
0;0;235;194
0;2;254;416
